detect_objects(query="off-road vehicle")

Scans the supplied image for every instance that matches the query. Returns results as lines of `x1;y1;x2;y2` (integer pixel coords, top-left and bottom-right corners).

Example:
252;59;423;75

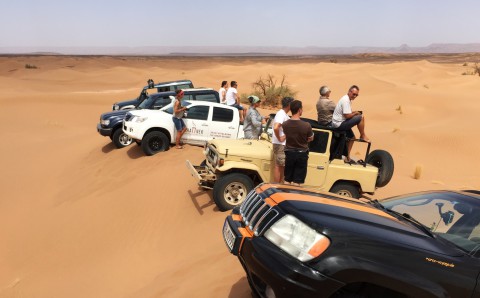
222;183;480;297
98;88;218;148
186;115;394;211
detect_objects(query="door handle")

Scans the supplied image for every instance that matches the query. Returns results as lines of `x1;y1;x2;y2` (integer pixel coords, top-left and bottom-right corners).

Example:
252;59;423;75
317;166;325;170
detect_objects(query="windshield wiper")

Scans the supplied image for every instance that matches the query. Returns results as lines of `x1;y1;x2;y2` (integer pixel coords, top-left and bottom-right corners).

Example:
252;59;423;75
361;196;435;238
385;208;435;238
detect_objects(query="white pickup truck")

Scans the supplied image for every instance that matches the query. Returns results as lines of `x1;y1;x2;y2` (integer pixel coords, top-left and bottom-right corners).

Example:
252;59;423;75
123;100;245;156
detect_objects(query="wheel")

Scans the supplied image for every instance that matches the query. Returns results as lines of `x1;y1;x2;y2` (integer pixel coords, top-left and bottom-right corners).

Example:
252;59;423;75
213;173;254;211
112;128;133;148
135;140;141;146
366;150;394;187
330;182;361;198
141;131;169;156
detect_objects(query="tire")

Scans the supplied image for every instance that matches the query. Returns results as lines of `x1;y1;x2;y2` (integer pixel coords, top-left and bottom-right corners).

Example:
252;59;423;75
330;182;361;198
141;131;169;156
112;128;133;148
366;150;394;188
213;173;254;211
135;140;141;146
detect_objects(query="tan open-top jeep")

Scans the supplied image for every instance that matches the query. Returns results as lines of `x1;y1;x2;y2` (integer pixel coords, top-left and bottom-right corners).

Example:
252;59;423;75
186;115;394;211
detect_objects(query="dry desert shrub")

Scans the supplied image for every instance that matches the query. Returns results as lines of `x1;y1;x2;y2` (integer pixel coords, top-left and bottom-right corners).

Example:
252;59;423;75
25;64;38;69
395;105;403;114
246;74;297;107
413;164;423;179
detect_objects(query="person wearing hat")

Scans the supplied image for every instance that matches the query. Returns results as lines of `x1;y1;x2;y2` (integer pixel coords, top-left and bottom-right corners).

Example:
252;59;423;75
316;85;335;126
243;95;265;139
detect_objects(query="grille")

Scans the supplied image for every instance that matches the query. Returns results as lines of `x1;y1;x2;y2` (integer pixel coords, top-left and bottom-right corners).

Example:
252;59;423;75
239;189;279;236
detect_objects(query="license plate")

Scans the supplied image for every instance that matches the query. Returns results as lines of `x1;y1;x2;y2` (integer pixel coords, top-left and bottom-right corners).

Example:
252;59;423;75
223;220;236;252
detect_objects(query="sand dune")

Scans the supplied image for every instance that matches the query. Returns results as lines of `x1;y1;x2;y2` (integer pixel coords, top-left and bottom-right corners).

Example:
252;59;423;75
0;55;478;297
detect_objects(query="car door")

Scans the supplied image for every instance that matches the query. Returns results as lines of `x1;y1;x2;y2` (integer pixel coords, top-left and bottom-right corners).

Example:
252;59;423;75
209;106;237;139
304;129;331;188
182;104;210;145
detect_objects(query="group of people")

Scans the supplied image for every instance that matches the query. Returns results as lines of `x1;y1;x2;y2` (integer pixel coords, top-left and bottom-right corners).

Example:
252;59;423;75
219;80;267;140
173;80;370;185
316;84;369;163
271;85;371;185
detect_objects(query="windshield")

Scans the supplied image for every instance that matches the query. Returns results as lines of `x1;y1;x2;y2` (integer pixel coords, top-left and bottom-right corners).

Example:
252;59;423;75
382;192;480;253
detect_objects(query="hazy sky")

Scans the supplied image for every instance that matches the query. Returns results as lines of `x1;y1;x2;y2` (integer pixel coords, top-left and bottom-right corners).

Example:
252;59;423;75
2;0;479;48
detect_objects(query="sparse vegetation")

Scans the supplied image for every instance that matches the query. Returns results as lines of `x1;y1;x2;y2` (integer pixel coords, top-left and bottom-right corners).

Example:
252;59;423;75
330;59;338;63
413;164;423;180
395;105;403;114
25;64;38;69
462;62;468;66
461;62;480;76
243;74;297;107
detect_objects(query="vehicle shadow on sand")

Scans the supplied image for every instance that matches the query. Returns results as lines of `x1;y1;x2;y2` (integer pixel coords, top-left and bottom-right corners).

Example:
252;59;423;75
188;188;217;215
101;142;116;153
228;277;252;298
125;144;147;159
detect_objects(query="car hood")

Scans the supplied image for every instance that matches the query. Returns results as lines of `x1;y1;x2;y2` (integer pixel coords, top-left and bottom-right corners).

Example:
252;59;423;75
209;139;272;160
101;110;128;120
269;187;464;257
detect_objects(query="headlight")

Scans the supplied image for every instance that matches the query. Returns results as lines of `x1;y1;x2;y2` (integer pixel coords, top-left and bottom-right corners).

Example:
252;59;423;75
212;154;218;166
113;104;119;110
264;215;330;262
132;116;148;123
100;119;110;126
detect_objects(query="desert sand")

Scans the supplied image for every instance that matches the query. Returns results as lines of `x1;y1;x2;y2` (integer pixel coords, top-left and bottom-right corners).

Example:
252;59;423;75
0;55;479;297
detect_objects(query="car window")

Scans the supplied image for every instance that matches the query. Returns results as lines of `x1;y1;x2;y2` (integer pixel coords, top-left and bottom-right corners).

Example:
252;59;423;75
212;107;234;122
382;192;480;253
195;94;217;103
185;105;209;120
157;86;171;92
175;84;193;89
153;96;172;109
183;94;194;101
309;130;329;153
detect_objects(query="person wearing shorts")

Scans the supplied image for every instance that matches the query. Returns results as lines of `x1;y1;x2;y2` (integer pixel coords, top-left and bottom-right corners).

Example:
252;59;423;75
171;89;187;149
272;97;294;183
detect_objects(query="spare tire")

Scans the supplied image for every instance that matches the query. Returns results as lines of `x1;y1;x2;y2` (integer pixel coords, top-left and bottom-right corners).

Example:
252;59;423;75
366;149;394;187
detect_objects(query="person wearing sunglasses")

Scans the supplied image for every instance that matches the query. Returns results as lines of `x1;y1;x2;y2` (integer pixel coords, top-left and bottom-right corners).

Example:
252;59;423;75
331;85;370;164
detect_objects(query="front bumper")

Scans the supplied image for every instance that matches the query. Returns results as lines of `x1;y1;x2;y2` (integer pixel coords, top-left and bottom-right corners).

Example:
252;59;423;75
223;213;345;298
122;120;143;140
97;123;112;137
185;160;217;189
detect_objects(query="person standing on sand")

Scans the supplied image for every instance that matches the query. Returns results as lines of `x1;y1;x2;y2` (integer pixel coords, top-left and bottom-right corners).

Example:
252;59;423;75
282;100;314;186
243;95;265;139
225;81;245;122
316;85;335;126
331;85;370;163
272;96;294;183
171;89;188;149
219;80;228;104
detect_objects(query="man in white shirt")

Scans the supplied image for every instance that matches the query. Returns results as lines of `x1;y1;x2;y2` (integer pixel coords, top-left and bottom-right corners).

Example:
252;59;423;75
331;85;370;163
272;97;294;183
225;81;245;122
